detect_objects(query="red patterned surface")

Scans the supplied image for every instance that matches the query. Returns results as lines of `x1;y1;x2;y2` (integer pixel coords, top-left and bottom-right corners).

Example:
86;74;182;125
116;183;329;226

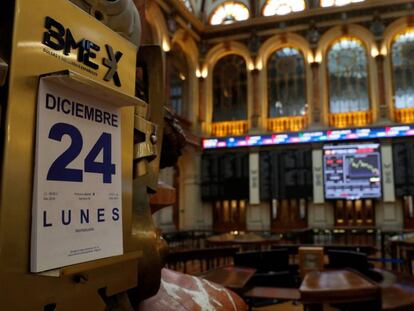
137;268;247;311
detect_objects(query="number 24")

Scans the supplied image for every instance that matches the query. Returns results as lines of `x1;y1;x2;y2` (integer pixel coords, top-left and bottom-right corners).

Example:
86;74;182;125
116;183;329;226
47;123;115;183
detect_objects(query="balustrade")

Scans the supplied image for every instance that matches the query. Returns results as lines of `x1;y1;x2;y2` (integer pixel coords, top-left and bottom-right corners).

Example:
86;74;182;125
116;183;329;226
395;108;414;124
210;120;248;137
267;116;308;132
329;111;373;128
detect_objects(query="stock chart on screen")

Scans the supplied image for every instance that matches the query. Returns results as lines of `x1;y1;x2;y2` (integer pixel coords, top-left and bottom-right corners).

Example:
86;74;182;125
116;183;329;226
323;144;381;200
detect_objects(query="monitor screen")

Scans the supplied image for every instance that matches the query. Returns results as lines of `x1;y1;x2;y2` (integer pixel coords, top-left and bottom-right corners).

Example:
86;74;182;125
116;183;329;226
323;143;381;200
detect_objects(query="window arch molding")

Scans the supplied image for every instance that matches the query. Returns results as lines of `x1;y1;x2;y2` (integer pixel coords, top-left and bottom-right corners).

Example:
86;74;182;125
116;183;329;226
146;2;170;47
171;29;199;69
256;33;313;130
202;42;254;132
382;18;414;121
316;25;379;126
261;0;306;17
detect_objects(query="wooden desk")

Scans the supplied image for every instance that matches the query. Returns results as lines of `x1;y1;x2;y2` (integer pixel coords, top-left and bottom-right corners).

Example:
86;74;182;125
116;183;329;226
244;287;300;300
243;287;301;311
381;273;414;311
300;270;381;311
382;284;414;311
201;266;256;290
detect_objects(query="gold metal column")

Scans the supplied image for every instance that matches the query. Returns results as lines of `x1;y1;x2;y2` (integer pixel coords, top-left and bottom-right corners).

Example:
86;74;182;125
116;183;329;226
0;0;165;309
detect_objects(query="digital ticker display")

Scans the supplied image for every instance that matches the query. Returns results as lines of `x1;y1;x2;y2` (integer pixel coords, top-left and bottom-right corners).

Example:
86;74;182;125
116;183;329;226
323;144;381;200
202;125;414;149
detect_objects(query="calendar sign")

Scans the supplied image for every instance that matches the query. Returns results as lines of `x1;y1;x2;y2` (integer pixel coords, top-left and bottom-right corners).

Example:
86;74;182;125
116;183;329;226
31;77;123;272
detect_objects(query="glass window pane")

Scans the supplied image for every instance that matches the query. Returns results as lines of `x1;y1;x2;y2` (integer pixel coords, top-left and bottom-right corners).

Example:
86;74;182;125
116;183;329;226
267;47;307;117
327;37;369;113
167;45;188;117
213;55;247;122
210;2;250;25
169;72;183;115
392;29;414;109
263;0;306;17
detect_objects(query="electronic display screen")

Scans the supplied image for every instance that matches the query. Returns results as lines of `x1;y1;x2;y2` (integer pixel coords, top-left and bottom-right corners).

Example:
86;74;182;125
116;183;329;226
203;125;414;150
323;144;381;200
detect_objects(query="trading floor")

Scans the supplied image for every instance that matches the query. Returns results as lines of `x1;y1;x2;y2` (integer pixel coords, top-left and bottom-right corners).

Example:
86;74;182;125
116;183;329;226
1;0;414;310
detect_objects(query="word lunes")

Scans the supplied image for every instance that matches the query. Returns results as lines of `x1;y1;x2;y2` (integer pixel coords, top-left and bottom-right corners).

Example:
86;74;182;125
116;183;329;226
43;207;120;228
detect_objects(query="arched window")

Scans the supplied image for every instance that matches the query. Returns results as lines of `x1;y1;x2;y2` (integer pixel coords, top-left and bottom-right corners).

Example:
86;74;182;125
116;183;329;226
167;44;189;117
262;0;305;17
321;0;365;7
213;55;247;122
209;2;249;26
267;47;307;118
391;29;414;109
327;37;369;113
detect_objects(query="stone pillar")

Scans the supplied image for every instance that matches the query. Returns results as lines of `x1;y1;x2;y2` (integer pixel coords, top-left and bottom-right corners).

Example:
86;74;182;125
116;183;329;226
376;201;403;230
246;203;271;231
308;203;334;228
251;68;260;130
375;54;389;121
198;76;206;133
179;150;210;230
154;167;176;231
311;61;321;126
181;173;200;230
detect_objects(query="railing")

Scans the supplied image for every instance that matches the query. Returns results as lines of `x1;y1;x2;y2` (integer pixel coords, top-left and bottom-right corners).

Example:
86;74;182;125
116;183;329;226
162;229;414;277
165;247;238;274
267;116;308;132
162;228;377;251
329;111;373;128
210;120;248;137
394;107;414;123
162;229;384;276
163;230;215;250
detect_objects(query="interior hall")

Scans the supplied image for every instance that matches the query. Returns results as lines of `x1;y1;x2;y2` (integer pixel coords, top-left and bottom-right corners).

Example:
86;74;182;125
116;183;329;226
2;0;414;310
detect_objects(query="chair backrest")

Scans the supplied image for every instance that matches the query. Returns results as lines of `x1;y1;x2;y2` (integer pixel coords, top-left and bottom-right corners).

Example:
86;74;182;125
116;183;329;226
249;270;296;288
261;249;290;272
234;249;289;273
327;250;370;272
234;251;262;270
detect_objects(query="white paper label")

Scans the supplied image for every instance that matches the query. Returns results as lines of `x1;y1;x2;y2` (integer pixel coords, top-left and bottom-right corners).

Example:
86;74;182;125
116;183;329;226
31;77;123;272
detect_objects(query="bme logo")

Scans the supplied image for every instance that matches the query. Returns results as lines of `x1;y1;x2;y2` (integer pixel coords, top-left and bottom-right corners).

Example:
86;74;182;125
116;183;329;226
42;16;123;87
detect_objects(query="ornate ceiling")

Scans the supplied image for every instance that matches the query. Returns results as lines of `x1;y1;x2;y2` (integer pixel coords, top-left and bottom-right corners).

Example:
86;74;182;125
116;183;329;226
181;0;367;25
